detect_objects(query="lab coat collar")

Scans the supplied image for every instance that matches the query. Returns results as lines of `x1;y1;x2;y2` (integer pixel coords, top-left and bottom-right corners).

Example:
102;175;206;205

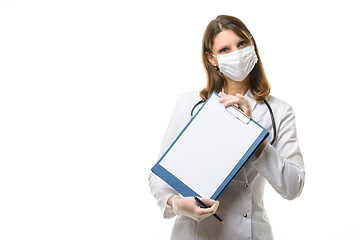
245;90;258;112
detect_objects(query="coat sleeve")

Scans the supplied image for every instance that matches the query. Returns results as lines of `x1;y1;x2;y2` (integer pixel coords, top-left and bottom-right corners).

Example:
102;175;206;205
251;104;305;200
148;95;191;218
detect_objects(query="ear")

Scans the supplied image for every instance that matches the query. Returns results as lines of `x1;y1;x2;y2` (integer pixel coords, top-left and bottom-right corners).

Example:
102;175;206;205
205;52;218;67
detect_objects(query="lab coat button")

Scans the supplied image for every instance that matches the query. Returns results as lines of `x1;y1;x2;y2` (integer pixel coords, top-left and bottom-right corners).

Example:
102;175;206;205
243;213;248;218
244;184;248;187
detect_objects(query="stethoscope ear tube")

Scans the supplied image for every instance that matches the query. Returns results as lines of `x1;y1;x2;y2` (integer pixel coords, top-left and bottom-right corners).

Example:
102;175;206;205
190;99;206;118
263;99;276;145
190;98;276;145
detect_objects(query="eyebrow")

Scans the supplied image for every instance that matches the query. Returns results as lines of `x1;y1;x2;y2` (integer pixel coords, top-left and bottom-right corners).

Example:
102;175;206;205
216;39;247;52
217;45;230;50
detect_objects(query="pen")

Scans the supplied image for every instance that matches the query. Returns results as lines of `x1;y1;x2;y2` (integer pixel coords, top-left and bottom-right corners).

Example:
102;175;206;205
193;196;224;224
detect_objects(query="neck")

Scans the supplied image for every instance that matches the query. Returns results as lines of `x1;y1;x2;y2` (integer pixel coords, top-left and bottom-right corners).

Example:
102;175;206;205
223;76;250;96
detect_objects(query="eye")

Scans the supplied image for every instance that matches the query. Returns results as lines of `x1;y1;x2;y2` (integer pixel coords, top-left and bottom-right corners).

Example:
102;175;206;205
238;41;248;49
219;48;228;54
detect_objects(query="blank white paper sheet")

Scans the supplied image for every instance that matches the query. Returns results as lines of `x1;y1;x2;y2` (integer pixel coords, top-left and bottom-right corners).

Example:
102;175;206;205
152;92;268;200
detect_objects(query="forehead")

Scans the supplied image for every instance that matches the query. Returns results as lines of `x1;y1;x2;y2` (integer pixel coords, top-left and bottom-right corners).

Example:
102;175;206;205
213;29;245;49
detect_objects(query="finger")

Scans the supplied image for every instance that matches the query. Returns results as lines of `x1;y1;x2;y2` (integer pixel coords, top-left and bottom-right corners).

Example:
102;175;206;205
218;97;226;103
196;198;218;215
218;94;230;103
223;99;239;107
196;206;215;216
210;200;219;212
219;92;234;103
196;201;219;216
235;93;247;104
200;198;216;206
235;94;251;111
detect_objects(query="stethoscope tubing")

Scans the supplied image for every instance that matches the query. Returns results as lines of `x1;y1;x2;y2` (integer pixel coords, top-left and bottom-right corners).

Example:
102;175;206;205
263;99;276;145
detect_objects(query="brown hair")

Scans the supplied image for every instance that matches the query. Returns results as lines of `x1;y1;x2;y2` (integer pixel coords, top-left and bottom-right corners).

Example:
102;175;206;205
200;15;270;102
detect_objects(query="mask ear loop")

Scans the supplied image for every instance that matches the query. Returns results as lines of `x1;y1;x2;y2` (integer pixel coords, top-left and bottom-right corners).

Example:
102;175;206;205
209;52;220;72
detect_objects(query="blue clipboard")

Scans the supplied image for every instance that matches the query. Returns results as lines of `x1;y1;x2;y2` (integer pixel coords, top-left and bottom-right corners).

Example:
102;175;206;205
151;92;269;200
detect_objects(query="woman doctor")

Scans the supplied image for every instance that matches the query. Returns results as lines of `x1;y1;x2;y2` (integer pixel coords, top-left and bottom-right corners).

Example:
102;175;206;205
148;15;305;240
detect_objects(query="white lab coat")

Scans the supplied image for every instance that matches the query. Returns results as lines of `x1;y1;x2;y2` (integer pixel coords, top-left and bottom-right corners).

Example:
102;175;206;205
148;90;305;240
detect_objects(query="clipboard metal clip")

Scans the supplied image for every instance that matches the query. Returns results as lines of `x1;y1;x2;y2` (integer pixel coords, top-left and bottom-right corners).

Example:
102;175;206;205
225;105;251;125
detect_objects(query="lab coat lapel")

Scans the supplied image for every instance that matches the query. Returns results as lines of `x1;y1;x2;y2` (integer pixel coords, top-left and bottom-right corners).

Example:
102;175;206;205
245;90;258;112
235;164;248;183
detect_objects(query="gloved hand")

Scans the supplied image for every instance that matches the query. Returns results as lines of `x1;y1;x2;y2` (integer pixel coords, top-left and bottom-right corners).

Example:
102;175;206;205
219;92;252;118
171;195;219;222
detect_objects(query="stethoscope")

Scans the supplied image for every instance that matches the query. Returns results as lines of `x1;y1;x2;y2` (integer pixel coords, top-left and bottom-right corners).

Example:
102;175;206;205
190;98;277;145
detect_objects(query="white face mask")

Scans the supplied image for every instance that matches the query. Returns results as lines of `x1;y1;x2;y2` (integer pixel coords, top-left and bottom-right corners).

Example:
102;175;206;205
211;46;258;82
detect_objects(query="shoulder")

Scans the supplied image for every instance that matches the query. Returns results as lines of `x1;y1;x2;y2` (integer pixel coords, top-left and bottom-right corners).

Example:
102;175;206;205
265;95;296;126
265;95;293;113
178;90;202;102
175;90;203;109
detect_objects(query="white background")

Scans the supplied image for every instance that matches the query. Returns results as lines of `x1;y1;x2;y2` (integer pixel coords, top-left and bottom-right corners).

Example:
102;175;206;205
0;0;359;239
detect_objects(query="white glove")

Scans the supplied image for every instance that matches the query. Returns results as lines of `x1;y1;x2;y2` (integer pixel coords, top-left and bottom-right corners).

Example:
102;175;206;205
219;92;252;118
171;196;219;222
